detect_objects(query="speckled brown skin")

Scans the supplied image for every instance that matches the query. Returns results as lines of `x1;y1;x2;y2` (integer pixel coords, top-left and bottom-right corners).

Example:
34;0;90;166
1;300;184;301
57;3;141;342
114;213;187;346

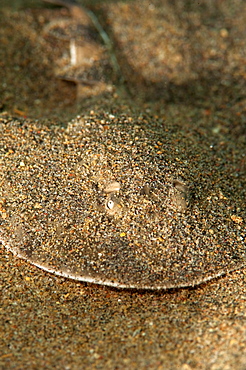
0;112;245;289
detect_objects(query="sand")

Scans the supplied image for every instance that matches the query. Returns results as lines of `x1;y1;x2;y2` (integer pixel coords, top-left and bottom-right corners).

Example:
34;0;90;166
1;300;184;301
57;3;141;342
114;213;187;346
0;0;245;369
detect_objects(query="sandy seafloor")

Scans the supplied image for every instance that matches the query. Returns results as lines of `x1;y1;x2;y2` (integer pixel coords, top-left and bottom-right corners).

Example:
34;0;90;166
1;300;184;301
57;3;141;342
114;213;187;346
0;0;246;369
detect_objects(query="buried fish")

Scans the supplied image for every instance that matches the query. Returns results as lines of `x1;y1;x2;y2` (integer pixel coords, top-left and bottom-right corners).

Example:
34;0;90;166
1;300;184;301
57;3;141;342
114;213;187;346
0;113;245;289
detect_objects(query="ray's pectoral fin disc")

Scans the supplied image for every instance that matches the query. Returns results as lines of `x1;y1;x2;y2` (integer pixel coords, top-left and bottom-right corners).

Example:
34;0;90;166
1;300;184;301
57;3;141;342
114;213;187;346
0;115;245;290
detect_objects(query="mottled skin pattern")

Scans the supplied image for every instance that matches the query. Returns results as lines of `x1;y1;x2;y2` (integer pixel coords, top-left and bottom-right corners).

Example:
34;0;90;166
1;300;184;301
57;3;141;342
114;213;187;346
0;113;245;289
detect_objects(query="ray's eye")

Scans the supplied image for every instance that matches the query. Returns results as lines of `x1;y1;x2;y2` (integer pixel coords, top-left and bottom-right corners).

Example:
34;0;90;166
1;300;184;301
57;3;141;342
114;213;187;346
106;199;115;210
105;195;121;215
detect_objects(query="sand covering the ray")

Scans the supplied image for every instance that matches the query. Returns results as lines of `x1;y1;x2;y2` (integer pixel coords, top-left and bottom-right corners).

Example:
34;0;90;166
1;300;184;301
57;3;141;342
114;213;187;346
0;112;245;289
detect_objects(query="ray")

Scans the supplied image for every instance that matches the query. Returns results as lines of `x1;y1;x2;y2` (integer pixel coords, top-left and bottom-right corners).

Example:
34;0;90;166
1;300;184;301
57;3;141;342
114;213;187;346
42;0;121;97
0;113;245;289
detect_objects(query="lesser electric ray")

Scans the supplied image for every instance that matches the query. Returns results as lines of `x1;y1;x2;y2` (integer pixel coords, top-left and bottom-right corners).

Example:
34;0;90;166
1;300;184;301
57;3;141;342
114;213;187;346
0;113;245;289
